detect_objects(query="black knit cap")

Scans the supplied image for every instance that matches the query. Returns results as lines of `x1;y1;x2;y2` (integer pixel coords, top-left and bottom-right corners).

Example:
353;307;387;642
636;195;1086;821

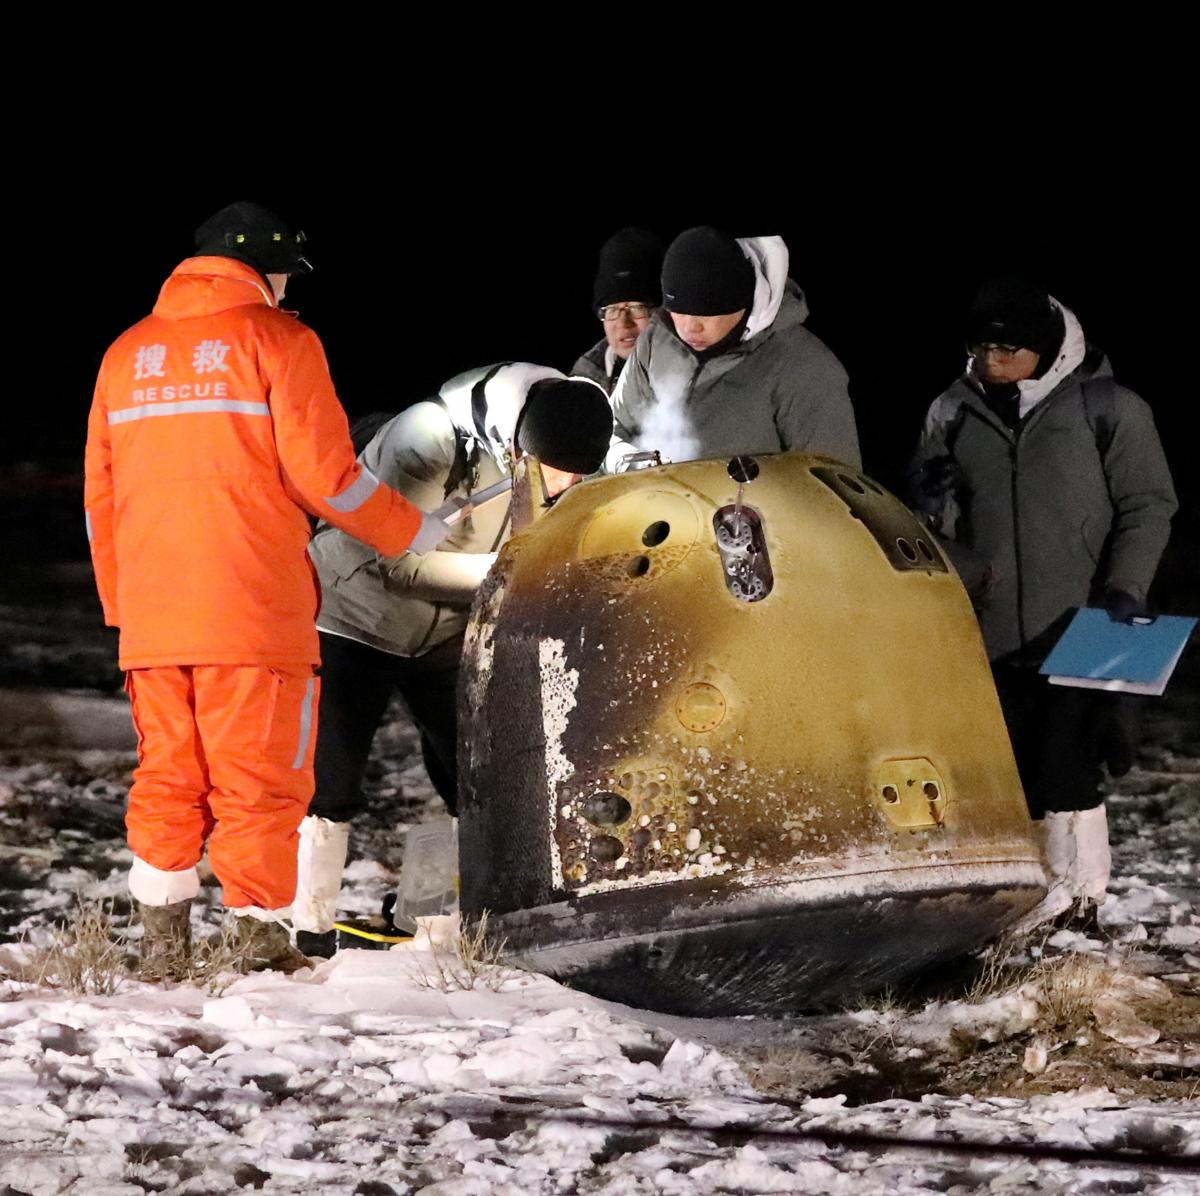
965;276;1064;360
515;379;614;475
194;201;313;277
661;226;755;316
593;227;665;310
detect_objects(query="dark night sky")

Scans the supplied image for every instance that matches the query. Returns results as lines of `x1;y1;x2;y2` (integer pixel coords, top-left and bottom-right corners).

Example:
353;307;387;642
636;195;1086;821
15;132;1197;533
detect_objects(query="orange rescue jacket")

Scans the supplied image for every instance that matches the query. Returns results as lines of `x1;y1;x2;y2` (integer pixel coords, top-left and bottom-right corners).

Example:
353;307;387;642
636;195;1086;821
84;256;423;669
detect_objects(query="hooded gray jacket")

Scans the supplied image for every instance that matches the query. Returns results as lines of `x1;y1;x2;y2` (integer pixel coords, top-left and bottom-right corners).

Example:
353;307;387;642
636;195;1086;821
311;363;564;657
607;236;860;469
913;302;1177;661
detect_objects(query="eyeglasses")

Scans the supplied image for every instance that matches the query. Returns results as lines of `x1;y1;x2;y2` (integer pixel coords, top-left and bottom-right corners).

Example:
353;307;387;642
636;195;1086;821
969;343;1024;360
599;303;655;322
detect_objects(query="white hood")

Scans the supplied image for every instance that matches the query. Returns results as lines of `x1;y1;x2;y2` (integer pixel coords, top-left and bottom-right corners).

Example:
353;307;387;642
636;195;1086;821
967;298;1087;418
1016;299;1087;415
439;362;566;462
738;235;789;340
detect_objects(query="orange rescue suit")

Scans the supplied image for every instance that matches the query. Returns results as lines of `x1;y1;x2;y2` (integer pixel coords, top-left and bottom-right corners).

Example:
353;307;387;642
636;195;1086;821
85;256;421;667
85;257;423;910
124;663;319;910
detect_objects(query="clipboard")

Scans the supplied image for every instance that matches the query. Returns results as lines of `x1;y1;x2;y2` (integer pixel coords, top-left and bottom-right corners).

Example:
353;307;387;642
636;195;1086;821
1039;607;1197;696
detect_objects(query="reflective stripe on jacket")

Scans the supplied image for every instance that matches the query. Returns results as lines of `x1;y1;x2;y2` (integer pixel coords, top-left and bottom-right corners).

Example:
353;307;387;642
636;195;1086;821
84;256;423;668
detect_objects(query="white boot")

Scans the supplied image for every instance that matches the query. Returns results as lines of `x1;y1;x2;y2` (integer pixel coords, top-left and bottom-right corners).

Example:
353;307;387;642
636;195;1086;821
292;816;350;933
1070;804;1111;903
1058;804;1111;933
1009;811;1077;935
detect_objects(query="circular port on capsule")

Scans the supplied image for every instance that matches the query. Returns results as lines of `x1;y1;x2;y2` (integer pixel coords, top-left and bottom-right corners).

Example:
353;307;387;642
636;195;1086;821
580;791;632;826
589;835;624;863
642;521;670;547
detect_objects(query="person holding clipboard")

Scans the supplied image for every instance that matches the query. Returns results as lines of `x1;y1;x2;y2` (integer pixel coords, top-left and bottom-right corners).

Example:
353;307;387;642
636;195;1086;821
910;277;1178;934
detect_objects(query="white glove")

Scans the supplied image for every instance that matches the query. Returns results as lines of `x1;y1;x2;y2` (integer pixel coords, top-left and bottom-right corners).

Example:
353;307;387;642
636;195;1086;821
407;512;454;555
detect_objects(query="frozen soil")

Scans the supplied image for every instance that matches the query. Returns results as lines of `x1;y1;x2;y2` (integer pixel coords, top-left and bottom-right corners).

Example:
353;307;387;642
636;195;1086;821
0;570;1196;1193
3;702;1195;1110
718;732;1200;1111
1;703;1196;1193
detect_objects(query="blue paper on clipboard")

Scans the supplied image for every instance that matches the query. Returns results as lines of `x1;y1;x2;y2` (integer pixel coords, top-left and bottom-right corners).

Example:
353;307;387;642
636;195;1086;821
1040;607;1197;696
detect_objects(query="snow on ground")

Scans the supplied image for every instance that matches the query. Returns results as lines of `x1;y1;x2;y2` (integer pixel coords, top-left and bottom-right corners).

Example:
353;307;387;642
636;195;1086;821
0;923;1197;1195
0;576;1197;1193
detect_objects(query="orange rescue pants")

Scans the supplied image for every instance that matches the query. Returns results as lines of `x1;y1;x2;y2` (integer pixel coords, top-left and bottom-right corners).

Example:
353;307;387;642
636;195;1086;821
125;665;319;910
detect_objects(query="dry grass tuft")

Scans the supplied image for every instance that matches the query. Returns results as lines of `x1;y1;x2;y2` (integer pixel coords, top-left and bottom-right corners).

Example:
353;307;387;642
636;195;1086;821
735;1043;831;1101
964;940;1111;1031
1035;953;1109;1030
964;937;1040;1004
853;984;902;1014
408;911;516;993
181;919;254;996
7;898;128;996
1;899;281;997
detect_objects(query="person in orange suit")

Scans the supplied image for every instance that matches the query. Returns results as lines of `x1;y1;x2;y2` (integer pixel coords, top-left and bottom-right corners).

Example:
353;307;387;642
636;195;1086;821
84;201;450;976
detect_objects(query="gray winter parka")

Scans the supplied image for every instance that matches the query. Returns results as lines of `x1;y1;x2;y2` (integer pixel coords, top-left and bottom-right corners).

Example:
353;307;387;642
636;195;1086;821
913;304;1177;662
310;363;563;657
607;236;860;469
571;339;619;395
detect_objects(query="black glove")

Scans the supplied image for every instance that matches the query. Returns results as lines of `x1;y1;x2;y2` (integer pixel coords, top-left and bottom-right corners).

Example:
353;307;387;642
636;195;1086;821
919;454;963;499
1103;588;1143;623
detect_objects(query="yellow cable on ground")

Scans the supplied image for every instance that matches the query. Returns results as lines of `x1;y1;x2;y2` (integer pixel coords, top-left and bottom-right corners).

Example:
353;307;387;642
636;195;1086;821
333;921;413;944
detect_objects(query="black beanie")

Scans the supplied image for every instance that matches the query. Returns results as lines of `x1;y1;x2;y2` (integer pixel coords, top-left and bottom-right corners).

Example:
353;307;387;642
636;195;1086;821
661;226;755;316
593;227;665;310
194;201;312;277
965;276;1064;361
515;379;614;475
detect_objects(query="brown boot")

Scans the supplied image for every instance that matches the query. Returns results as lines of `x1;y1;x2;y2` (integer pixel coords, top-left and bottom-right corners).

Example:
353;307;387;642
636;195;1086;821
137;899;193;981
228;916;311;974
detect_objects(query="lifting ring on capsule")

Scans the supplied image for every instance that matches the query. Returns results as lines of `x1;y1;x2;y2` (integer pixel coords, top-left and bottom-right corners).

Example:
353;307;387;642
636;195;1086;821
727;455;760;484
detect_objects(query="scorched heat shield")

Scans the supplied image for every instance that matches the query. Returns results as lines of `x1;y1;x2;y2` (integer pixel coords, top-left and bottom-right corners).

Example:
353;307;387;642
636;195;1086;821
458;453;1045;1015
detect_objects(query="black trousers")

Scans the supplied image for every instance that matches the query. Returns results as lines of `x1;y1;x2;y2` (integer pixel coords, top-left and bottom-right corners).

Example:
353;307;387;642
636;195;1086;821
991;664;1134;818
311;631;461;821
